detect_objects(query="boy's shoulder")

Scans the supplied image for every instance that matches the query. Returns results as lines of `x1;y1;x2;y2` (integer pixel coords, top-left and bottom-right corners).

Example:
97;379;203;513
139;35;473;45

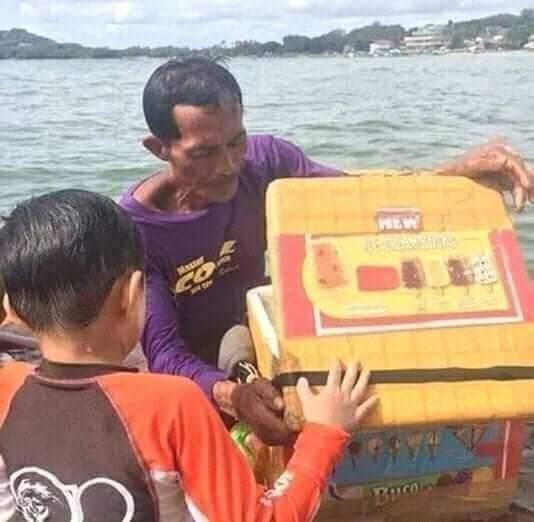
0;361;34;387
0;362;34;425
97;371;207;412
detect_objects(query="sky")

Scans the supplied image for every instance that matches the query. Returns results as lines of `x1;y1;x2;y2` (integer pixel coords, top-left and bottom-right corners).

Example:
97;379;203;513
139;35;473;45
0;0;529;49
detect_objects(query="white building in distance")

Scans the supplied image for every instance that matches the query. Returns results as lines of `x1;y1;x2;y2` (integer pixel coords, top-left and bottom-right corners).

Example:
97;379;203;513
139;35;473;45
404;25;447;51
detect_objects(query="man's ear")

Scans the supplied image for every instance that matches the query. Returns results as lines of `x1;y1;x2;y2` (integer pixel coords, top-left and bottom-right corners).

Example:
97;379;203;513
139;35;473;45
2;294;27;328
142;135;169;161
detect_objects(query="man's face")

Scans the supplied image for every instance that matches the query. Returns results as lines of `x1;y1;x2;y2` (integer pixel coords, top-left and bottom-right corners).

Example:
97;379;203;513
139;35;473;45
166;102;247;205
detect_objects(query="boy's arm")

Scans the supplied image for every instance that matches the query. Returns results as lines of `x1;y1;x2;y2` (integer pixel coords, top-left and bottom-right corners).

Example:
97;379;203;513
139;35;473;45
142;268;228;401
175;379;348;521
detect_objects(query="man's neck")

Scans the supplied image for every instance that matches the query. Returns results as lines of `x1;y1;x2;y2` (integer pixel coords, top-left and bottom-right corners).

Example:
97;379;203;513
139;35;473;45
133;169;207;213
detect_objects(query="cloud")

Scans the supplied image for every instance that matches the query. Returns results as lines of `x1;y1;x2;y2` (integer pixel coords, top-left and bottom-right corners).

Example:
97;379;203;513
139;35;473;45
18;0;153;24
16;0;527;25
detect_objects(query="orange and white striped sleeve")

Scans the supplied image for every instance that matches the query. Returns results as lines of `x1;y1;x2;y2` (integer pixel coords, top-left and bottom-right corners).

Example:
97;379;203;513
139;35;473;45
174;378;349;521
100;372;348;522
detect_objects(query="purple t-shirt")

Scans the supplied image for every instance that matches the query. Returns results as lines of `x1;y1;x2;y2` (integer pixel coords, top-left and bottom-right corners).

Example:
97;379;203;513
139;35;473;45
120;135;339;399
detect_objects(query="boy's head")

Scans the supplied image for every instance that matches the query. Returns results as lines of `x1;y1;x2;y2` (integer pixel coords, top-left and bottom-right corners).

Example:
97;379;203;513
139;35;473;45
0;190;145;357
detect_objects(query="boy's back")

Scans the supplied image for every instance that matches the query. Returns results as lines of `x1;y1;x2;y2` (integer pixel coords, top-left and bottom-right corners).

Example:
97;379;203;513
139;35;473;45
1;362;191;520
0;361;354;521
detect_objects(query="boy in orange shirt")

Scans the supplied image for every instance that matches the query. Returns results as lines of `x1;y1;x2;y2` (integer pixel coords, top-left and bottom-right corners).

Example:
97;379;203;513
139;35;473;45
0;189;376;521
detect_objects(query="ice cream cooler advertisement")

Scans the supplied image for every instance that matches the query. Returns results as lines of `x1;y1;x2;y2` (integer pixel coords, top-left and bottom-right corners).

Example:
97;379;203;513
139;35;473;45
246;175;534;520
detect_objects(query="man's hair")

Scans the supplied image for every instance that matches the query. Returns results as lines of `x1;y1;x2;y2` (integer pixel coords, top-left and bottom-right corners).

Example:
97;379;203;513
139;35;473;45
0;190;144;332
143;57;243;142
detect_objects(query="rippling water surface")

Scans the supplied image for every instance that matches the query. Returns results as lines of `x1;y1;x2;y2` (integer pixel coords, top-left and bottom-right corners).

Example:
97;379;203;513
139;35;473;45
1;53;533;261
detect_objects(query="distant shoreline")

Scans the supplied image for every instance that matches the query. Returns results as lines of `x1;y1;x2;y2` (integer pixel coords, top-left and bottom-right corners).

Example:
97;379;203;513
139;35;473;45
0;49;531;61
1;11;533;60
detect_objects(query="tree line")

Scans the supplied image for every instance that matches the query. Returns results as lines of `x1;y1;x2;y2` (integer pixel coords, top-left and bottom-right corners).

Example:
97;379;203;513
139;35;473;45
1;9;533;60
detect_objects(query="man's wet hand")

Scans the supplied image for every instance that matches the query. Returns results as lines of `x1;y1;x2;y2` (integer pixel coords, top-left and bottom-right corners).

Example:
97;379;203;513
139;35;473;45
436;138;533;212
231;378;296;446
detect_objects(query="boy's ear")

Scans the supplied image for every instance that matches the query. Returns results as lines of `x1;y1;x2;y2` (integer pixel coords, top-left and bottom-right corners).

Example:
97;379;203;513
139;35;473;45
2;294;27;328
142;135;169;161
121;270;145;319
0;301;5;326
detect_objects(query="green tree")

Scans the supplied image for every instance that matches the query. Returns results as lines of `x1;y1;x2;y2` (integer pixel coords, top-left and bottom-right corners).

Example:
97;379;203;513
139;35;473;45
449;33;465;49
309;29;347;54
282;35;311;53
509;24;530;48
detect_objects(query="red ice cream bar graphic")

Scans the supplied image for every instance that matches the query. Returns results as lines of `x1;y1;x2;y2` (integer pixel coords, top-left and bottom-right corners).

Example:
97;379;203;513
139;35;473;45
312;243;347;288
357;266;401;292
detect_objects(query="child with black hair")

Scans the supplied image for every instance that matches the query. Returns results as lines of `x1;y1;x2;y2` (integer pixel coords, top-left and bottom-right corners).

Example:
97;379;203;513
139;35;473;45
0;189;376;521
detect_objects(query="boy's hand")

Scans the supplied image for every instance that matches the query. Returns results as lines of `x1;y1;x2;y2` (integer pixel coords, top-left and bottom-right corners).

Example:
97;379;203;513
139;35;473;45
231;378;296;446
297;360;378;433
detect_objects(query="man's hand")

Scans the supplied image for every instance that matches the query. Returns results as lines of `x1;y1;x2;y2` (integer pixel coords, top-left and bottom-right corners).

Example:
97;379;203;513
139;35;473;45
436;138;533;212
230;378;296;446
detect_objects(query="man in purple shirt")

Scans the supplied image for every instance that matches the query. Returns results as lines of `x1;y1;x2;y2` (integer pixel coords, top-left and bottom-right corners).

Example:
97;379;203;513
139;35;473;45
121;58;533;445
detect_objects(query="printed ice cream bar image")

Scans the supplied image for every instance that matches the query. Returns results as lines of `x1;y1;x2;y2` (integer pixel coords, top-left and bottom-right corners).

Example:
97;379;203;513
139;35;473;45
356;266;401;292
451;425;487;451
367;437;384;463
447;257;474;294
387;435;401;464
312;243;347;289
451;426;471;451
406;432;423;460
348;440;362;470
401;258;426;296
424;257;450;296
471;254;499;292
471;425;487;450
426;431;441;460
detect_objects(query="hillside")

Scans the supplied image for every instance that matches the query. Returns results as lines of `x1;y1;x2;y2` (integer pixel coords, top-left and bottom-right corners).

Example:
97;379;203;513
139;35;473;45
1;9;533;59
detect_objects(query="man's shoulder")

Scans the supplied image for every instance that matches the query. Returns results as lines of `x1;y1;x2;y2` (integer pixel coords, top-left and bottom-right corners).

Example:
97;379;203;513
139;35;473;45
119;173;165;219
245;134;286;160
244;133;303;171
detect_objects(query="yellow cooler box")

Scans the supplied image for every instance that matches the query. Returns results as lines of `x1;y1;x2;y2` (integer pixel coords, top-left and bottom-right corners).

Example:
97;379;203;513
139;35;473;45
248;285;525;520
247;175;534;520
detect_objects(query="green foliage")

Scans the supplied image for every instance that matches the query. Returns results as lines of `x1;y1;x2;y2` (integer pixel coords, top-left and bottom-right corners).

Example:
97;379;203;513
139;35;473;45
282;35;312;54
347;24;406;48
449;33;466;50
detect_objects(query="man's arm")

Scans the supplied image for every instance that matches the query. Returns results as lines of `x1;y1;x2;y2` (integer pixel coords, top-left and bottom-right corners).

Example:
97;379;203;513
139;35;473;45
142;267;228;401
143;266;295;443
264;135;533;212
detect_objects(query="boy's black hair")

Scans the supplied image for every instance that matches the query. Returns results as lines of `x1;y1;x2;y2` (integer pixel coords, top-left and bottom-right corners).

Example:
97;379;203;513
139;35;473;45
0;190;144;332
143;57;243;143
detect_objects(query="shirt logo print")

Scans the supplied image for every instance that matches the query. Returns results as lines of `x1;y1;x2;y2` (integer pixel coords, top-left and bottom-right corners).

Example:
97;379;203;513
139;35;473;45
10;467;135;522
